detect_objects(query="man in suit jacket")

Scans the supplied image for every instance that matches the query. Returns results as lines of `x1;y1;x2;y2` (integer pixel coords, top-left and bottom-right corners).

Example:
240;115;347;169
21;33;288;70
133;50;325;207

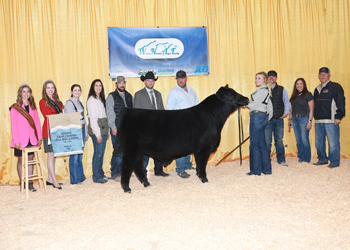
134;71;169;177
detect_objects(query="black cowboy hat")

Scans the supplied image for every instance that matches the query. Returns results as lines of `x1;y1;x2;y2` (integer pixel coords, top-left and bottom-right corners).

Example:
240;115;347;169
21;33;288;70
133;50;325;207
140;71;158;82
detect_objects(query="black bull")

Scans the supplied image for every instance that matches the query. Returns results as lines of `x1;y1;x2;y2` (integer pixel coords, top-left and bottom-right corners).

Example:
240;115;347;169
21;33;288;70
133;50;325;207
114;85;249;192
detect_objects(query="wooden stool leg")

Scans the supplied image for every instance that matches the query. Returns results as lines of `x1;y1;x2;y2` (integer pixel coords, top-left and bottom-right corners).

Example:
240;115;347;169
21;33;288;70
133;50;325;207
34;151;43;190
24;150;29;199
37;150;48;195
21;154;25;195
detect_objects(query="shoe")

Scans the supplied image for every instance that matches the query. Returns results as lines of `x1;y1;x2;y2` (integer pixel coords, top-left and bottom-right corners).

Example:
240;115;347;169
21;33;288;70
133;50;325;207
53;185;62;190
97;179;108;184
28;182;37;192
179;171;190;178
298;159;302;162
313;161;328;165
262;172;272;175
327;163;339;169
108;176;121;182
155;171;170;177
246;172;261;176
46;181;63;186
279;162;288;167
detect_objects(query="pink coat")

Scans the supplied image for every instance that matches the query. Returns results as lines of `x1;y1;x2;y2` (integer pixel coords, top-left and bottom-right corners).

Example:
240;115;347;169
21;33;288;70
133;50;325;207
10;103;42;148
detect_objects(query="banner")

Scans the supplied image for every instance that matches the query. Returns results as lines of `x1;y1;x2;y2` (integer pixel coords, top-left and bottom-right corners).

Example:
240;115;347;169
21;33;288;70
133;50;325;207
48;113;83;157
108;27;209;78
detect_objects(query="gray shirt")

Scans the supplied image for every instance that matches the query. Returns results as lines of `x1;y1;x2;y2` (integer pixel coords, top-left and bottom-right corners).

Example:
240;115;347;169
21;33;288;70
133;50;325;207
106;91;134;130
247;84;273;120
64;97;87;137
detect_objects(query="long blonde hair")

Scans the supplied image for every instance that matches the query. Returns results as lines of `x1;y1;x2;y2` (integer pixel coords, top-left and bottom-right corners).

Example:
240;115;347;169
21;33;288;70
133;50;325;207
256;71;272;97
42;79;63;108
16;83;37;110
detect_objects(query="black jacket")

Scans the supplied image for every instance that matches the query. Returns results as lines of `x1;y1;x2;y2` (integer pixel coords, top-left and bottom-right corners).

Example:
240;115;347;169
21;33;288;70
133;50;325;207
313;81;345;120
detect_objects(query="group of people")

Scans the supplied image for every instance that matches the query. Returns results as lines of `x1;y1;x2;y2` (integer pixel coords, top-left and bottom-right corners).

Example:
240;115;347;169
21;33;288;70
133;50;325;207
246;67;346;176
9;67;345;189
10;70;199;191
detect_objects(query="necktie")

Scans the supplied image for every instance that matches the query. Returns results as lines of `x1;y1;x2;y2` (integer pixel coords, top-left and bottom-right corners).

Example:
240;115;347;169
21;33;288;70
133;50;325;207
150;90;156;109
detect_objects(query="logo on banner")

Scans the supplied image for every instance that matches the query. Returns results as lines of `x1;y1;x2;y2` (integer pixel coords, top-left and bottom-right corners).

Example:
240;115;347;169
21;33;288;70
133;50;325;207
135;38;184;59
138;69;157;75
158;69;175;75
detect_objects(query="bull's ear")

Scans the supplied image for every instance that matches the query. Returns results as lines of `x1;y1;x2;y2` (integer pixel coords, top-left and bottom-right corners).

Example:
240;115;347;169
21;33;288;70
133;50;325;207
216;88;226;101
225;84;229;88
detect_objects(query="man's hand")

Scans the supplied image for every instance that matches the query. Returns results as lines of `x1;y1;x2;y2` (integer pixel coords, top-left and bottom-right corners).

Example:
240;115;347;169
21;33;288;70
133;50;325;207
281;114;288;119
112;129;117;136
334;119;341;125
97;135;102;144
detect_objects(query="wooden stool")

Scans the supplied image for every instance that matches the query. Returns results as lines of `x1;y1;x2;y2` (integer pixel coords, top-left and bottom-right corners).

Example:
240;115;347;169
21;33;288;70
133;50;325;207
20;146;48;199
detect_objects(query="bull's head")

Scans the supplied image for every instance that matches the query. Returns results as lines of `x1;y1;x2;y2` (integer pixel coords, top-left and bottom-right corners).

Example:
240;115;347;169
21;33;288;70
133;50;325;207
216;84;249;110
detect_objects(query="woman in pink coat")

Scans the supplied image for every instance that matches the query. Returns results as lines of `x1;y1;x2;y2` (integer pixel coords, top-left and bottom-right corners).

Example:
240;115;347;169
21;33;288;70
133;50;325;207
10;83;42;192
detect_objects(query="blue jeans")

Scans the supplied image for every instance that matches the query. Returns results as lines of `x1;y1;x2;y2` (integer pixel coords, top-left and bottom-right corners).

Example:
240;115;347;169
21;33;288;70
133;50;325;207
90;134;107;183
143;155;163;174
292;116;311;163
315;123;340;166
110;131;122;179
69;128;86;184
250;113;271;175
175;155;193;175
265;117;286;164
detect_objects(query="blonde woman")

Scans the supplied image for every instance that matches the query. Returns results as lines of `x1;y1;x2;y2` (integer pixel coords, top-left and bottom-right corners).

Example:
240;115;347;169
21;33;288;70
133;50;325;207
10;83;42;191
246;72;273;175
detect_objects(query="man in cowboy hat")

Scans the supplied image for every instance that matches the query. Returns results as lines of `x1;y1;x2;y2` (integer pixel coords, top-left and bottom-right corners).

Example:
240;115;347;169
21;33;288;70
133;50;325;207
106;75;133;181
166;70;199;178
134;71;169;177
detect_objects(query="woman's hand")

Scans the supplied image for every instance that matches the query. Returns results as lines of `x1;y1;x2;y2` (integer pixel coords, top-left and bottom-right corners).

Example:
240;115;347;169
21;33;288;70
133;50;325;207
306;122;312;130
14;143;21;149
97;135;102;144
37;140;42;146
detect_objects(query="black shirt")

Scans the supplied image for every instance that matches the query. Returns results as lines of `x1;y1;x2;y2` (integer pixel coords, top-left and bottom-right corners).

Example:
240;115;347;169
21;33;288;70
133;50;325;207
290;92;313;116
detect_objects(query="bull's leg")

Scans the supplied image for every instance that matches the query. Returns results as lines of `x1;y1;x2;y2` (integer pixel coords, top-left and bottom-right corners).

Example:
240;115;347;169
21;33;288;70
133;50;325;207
194;150;211;183
133;154;150;188
121;156;134;193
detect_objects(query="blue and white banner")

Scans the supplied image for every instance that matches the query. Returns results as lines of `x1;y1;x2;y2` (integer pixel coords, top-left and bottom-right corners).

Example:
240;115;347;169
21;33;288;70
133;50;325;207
48;113;83;157
108;27;209;78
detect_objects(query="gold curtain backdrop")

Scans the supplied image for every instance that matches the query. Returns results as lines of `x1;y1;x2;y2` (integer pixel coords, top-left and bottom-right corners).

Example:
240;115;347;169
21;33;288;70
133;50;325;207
1;0;349;185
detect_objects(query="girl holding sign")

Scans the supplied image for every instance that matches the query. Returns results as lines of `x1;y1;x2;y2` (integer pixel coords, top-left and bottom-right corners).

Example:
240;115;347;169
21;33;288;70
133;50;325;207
39;79;63;190
64;84;88;185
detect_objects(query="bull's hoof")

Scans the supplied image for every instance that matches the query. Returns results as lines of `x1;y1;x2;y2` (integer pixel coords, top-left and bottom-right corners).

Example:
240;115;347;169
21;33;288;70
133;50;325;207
143;180;150;187
200;177;208;183
122;185;131;193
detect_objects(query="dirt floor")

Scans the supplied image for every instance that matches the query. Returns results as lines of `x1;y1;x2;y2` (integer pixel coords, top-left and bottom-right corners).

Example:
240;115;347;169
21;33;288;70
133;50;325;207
1;157;350;250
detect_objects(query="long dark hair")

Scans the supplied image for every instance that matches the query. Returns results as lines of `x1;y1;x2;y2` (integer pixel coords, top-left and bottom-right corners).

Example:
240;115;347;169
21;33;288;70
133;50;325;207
87;79;106;107
290;78;309;101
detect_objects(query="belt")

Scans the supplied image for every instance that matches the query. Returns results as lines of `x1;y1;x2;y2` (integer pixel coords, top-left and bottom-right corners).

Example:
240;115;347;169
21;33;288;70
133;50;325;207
292;114;302;118
250;110;266;115
82;124;85;129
